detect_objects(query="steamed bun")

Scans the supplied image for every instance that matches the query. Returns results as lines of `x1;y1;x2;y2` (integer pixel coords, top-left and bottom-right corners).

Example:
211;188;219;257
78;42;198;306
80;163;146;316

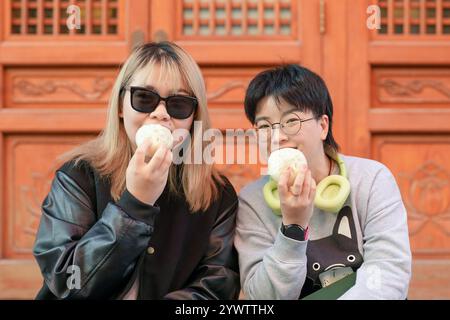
135;124;173;156
267;148;308;184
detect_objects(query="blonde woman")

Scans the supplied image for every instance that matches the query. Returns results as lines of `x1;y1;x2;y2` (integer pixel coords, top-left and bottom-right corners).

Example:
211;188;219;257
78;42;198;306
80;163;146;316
33;42;240;299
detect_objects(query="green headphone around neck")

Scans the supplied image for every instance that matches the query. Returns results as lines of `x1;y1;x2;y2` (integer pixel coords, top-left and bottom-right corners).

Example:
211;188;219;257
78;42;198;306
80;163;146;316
263;154;351;215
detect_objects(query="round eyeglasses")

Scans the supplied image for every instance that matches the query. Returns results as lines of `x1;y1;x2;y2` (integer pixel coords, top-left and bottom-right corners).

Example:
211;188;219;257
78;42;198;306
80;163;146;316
255;113;316;136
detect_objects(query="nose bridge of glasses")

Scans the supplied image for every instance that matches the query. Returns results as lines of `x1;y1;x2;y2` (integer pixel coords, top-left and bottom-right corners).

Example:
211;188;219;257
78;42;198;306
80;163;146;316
271;122;283;130
256;122;286;134
274;121;294;133
275;119;300;136
155;95;177;110
273;123;289;138
151;99;170;118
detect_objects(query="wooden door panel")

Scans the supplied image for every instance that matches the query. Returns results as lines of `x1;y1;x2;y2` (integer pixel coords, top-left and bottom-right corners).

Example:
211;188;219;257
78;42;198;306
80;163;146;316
409;260;450;299
215;135;264;193
372;135;450;258
153;0;309;65
0;260;42;299
347;0;450;298
1;0;449;299
371;0;450;40
372;67;450;109
204;67;265;110
4;67;116;109
0;0;145;299
1;134;95;297
203;66;265;130
5;0;126;39
3;134;95;259
1;0;136;64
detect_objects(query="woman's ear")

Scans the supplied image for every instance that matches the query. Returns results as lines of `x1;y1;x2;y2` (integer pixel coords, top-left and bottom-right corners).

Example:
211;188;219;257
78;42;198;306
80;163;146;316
319;115;329;141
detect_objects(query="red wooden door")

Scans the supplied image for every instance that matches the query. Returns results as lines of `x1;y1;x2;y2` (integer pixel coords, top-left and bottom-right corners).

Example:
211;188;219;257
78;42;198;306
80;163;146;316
0;0;149;298
345;0;450;299
1;0;449;299
153;0;324;190
0;0;323;299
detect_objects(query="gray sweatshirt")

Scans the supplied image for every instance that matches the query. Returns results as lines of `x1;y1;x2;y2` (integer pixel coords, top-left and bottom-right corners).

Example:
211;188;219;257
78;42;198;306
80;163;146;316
234;154;412;300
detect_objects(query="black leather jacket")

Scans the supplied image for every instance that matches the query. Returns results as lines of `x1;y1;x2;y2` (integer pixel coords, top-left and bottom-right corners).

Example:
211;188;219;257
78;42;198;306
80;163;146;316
33;160;240;299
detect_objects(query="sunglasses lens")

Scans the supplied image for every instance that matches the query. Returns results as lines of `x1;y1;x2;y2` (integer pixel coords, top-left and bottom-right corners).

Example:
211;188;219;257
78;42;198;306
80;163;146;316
130;87;196;119
166;96;196;119
131;88;160;112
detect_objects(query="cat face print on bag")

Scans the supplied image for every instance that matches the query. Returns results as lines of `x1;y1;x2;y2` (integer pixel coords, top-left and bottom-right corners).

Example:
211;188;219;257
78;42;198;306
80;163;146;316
300;206;364;297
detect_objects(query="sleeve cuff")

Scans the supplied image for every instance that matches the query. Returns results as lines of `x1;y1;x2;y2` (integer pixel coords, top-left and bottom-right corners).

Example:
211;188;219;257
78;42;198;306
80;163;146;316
117;189;160;226
271;230;308;263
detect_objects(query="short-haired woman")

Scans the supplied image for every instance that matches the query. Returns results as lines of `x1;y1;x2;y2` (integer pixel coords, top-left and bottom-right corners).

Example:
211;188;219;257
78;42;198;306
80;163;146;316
235;64;411;300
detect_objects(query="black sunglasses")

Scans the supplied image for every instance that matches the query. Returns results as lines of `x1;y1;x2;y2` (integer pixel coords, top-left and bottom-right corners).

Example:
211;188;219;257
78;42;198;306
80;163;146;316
123;86;198;120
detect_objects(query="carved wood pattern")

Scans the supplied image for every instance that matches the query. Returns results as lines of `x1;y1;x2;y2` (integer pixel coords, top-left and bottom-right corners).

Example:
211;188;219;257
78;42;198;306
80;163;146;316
21;171;54;237
399;160;450;236
372;135;450;257
373;68;450;107
5;68;116;108
5;135;94;257
379;79;450;100
15;77;113;101
206;80;247;101
203;68;264;109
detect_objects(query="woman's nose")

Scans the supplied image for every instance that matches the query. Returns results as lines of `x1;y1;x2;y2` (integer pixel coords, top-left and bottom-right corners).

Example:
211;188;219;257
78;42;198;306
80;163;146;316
150;102;170;121
272;127;289;144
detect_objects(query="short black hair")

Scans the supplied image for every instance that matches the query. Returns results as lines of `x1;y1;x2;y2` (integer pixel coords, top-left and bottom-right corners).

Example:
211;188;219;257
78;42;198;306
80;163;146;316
244;64;339;153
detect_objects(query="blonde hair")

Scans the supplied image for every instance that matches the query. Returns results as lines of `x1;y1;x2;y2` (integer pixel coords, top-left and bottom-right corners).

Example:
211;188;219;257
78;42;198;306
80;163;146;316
59;42;223;212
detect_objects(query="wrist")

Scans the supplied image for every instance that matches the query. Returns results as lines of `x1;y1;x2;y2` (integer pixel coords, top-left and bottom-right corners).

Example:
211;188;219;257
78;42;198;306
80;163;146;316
282;217;309;230
127;187;155;206
117;189;159;225
280;222;309;241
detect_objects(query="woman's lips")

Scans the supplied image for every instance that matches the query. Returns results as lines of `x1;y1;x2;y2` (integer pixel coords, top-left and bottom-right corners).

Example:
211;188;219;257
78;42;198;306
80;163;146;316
142;122;172;132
